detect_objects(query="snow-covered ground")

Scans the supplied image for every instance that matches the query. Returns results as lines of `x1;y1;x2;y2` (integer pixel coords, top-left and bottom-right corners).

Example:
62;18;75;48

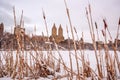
0;50;120;80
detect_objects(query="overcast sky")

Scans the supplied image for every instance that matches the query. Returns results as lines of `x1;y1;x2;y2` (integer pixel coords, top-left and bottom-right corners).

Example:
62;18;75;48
0;0;120;42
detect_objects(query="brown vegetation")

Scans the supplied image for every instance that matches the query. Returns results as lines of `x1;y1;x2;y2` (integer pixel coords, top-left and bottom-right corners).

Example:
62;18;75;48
0;1;120;80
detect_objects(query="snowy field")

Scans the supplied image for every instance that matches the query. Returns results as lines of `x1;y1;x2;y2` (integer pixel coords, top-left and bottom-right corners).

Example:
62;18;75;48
0;50;120;80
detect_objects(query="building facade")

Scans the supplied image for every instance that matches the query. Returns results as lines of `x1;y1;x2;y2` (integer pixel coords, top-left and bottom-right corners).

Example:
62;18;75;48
50;24;64;43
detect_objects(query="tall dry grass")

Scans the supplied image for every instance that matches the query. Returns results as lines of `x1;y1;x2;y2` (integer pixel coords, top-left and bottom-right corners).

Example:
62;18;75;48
0;1;120;80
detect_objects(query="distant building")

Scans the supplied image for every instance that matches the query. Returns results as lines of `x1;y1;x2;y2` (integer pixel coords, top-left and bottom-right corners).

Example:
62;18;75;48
50;24;64;43
0;23;4;37
58;25;64;42
52;24;57;38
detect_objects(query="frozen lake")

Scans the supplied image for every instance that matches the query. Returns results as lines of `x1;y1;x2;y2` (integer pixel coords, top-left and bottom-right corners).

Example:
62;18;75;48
0;50;120;80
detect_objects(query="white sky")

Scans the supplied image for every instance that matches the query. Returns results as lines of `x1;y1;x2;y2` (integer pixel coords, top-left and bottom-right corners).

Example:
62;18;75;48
0;0;120;42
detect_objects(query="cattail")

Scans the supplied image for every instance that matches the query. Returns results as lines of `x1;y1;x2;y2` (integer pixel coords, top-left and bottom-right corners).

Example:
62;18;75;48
13;6;16;27
103;19;107;29
20;10;23;27
88;4;91;13
64;0;69;17
95;22;98;29
42;9;46;19
85;7;88;15
74;27;77;33
95;22;100;41
64;0;80;79
42;9;49;41
102;30;105;37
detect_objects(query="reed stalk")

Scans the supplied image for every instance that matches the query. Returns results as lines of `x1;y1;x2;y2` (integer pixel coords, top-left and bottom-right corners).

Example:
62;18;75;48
73;27;87;78
66;25;73;79
86;5;102;79
115;18;120;48
42;9;56;79
103;19;120;74
95;22;103;78
64;0;80;79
